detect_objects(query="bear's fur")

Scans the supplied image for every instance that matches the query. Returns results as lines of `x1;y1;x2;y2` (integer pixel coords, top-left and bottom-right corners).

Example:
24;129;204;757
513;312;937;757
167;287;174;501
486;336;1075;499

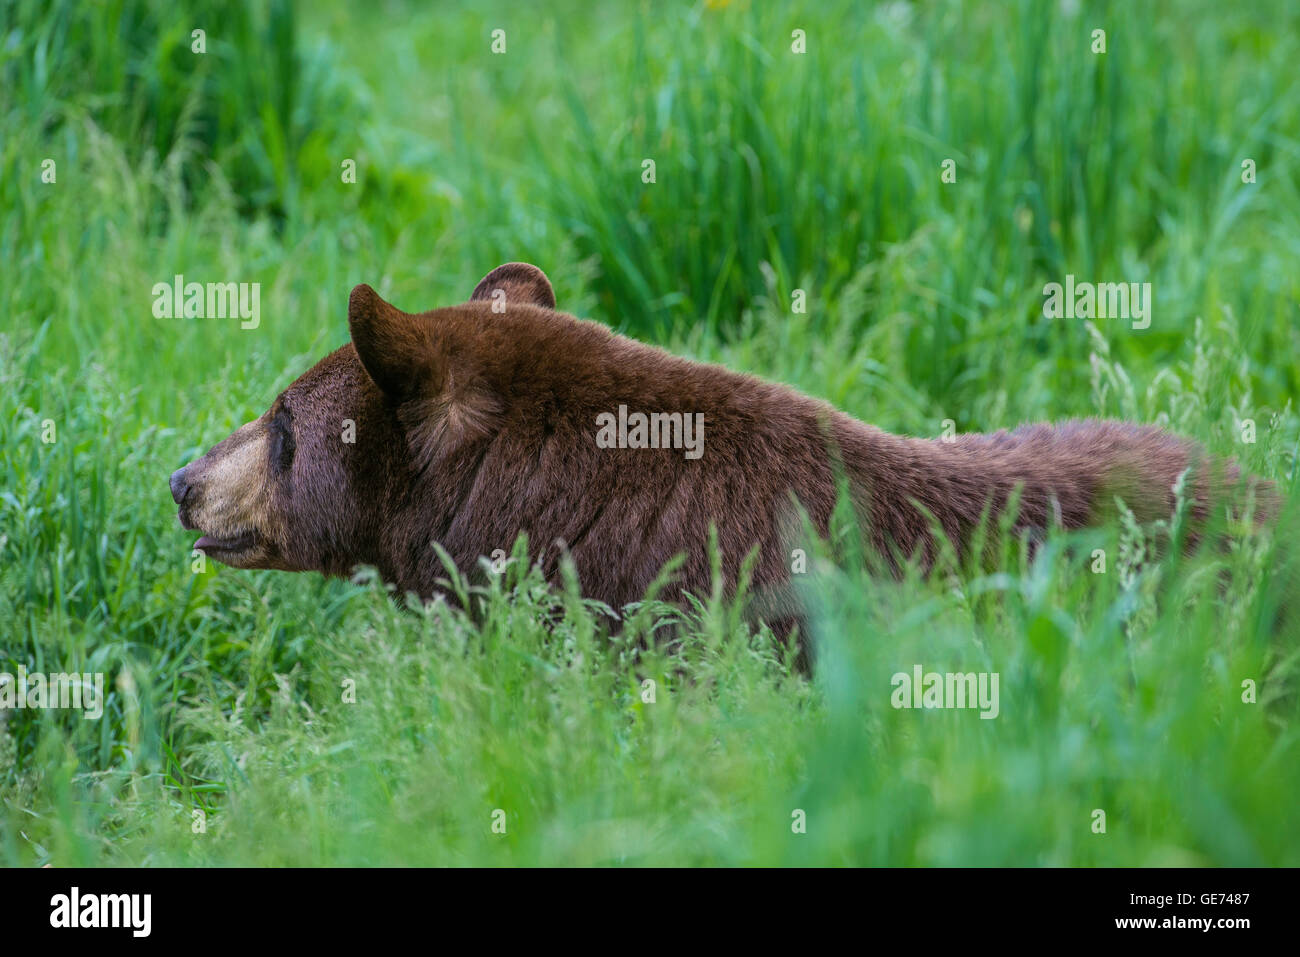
170;263;1276;630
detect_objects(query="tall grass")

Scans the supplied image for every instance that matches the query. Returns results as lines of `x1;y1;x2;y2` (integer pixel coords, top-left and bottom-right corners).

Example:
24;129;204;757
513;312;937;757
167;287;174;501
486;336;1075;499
1;0;360;221
548;0;1300;412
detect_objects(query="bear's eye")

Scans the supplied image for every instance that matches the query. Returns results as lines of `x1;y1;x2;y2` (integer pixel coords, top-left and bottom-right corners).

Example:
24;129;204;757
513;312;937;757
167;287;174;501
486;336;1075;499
269;405;295;474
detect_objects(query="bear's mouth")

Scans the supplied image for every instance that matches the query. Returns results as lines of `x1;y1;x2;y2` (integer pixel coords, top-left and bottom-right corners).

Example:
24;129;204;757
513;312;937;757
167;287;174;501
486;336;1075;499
177;506;261;562
193;532;257;555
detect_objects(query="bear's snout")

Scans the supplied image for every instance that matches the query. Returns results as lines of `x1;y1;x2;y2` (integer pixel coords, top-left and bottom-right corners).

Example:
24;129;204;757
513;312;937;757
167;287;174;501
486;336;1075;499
170;466;192;505
171;464;201;530
168;420;285;569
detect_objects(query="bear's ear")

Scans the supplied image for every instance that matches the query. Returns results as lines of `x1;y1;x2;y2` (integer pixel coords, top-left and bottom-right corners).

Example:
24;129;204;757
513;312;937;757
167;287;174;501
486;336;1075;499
349;283;502;468
348;283;439;401
469;262;556;310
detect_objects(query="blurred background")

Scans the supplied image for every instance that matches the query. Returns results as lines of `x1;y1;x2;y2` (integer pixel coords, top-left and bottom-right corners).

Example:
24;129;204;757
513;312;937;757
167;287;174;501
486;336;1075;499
1;0;1298;866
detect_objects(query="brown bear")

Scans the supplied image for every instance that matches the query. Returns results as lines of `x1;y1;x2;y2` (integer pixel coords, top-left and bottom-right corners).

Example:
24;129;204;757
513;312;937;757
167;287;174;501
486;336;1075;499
169;263;1275;631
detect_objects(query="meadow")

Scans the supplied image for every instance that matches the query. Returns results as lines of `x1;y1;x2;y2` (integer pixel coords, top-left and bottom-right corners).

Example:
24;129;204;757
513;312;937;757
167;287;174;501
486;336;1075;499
1;0;1298;865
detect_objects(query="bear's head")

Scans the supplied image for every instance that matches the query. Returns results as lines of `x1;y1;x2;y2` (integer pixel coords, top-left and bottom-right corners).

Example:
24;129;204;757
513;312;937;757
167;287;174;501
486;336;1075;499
168;262;559;577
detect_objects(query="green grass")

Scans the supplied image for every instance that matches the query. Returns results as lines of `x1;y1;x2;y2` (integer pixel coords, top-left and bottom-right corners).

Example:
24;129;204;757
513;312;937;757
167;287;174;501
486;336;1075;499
1;0;1299;866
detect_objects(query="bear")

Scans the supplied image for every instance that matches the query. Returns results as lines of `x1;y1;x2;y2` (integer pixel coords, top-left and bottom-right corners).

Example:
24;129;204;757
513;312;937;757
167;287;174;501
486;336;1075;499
169;262;1276;638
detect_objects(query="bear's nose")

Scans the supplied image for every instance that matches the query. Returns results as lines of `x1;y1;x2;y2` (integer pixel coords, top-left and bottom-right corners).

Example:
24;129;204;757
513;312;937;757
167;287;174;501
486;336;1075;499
170;466;192;505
